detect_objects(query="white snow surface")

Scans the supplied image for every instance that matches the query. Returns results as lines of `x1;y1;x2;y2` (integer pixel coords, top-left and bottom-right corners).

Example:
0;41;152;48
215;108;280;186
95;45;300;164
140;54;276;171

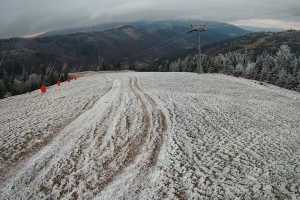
0;72;299;200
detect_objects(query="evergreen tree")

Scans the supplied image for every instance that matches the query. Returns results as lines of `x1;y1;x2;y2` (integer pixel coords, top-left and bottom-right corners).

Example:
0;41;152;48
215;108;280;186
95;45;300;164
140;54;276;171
275;45;293;74
0;79;6;98
213;54;226;73
276;68;289;87
234;63;245;76
260;54;275;82
245;63;256;78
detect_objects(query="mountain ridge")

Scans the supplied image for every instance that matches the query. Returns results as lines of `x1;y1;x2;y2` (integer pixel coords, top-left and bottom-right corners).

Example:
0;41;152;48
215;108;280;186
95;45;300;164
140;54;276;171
202;30;300;56
40;20;248;38
0;20;249;69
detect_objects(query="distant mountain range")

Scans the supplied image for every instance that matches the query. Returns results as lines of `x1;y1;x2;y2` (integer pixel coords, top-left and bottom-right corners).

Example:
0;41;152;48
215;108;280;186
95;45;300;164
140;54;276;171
203;29;300;56
237;25;284;33
1;20;300;97
0;20;248;72
42;20;248;38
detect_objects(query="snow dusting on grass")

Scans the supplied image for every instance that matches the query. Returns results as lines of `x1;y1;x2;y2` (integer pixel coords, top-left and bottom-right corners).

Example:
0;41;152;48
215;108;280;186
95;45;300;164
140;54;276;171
0;72;299;199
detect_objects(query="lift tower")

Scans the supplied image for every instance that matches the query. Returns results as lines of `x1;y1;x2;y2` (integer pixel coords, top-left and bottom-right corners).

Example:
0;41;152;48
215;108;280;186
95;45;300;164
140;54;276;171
188;24;208;73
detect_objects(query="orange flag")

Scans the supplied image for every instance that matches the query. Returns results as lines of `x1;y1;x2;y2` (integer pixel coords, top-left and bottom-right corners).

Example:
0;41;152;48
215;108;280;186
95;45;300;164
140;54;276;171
40;85;47;94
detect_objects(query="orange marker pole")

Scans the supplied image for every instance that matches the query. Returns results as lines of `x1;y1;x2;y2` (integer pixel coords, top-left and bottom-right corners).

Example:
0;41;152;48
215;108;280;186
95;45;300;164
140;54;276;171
40;85;47;94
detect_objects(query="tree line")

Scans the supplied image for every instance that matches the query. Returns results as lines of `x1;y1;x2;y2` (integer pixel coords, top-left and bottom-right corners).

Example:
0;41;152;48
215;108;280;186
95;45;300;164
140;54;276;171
0;63;69;99
154;45;300;91
1;44;299;99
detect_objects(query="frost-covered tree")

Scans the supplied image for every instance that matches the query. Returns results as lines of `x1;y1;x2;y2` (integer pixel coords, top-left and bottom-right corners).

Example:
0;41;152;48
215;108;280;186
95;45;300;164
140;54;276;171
275;45;294;74
276;68;289;87
169;59;180;72
245;62;256;77
11;79;26;95
295;71;300;91
222;52;246;74
260;54;275;82
160;44;299;91
234;63;245;76
181;56;193;72
200;54;210;73
291;57;299;76
214;54;226;72
27;73;41;90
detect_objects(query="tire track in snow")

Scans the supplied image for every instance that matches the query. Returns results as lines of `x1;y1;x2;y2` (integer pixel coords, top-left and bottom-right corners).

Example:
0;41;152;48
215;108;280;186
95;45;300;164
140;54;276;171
0;79;123;199
2;72;298;199
96;76;170;199
134;77;168;168
0;76;170;199
0;77;114;186
0;77;113;186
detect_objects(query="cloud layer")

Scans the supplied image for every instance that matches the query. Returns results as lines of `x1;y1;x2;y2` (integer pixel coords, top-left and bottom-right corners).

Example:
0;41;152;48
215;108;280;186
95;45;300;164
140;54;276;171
232;19;300;30
0;0;299;38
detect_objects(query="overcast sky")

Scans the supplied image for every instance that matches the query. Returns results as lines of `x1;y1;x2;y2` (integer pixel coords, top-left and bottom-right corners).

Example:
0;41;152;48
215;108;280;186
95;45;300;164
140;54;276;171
0;0;300;38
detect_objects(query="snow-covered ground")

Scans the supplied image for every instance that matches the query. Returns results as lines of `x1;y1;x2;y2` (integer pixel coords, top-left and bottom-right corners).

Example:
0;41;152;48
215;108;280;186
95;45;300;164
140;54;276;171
0;72;299;199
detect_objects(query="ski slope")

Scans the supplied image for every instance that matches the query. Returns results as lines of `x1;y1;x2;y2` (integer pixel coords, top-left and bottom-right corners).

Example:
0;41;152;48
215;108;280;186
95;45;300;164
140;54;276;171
0;72;299;199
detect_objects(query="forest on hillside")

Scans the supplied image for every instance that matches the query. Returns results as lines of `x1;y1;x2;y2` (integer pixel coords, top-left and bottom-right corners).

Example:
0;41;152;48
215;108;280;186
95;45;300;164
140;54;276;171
0;61;69;98
1;44;300;99
154;45;300;92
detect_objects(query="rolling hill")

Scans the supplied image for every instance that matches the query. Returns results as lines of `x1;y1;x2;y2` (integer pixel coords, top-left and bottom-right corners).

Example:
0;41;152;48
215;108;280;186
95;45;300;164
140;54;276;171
0;20;248;71
203;30;300;56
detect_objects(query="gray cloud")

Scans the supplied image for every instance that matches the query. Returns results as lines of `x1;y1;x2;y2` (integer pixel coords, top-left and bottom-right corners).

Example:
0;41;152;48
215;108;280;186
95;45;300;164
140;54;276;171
0;0;299;38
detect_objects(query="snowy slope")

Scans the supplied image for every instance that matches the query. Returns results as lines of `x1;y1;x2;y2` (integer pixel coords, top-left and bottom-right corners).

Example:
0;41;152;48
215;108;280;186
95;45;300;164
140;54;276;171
0;72;299;199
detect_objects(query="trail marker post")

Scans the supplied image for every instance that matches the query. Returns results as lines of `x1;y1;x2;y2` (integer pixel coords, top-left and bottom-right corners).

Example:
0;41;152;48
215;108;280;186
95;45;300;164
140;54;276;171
40;85;47;94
